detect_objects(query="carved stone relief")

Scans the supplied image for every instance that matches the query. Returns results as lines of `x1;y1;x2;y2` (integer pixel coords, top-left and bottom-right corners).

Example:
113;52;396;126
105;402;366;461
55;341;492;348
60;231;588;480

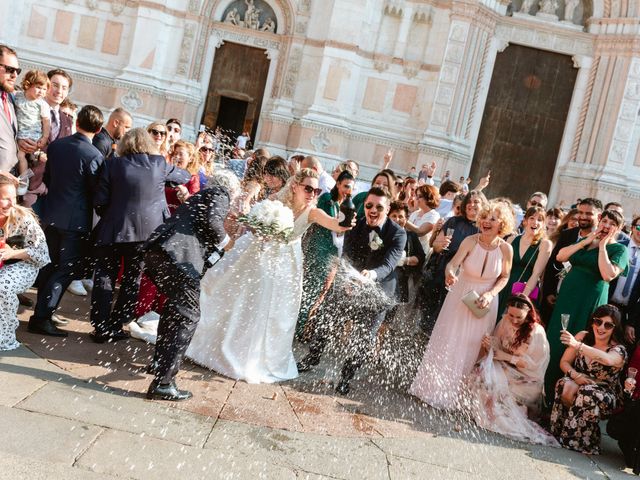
177;23;196;76
310;131;330;152
121;90;143;112
111;0;125;16
222;0;278;33
282;46;303;98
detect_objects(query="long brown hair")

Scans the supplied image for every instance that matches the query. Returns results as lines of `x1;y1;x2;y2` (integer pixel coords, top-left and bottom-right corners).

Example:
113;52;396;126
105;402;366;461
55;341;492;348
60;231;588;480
505;294;541;349
523;206;546;245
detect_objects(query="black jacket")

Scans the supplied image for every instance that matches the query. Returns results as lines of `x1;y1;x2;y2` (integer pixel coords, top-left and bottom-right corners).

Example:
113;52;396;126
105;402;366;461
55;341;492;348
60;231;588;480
41;132;104;232
343;216;406;296
93;153;190;245
144;186;231;282
92;128;116;159
541;226;581;300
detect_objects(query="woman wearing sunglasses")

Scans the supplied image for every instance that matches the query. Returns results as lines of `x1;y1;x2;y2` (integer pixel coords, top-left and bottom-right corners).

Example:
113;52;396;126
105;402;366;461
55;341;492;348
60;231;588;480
146;122;169;159
187;168;353;384
550;304;627;454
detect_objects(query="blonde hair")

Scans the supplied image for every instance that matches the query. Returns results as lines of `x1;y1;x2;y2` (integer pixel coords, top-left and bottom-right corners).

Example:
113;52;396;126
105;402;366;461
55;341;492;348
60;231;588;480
277;168;319;208
477;200;515;237
170;140;200;175
0;172;39;235
118;128;159;157
146;121;169;156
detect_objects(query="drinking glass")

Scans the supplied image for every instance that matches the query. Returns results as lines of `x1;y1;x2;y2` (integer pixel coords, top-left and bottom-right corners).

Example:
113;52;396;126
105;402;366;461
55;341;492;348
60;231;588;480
443;228;455;251
560;314;570;331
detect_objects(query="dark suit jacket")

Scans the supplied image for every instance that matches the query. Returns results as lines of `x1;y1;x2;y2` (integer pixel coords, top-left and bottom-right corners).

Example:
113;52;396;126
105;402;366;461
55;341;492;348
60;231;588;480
93;153;190;245
343;217;406;296
399;230;426;275
40;132;104;232
92;128;115;159
144;186;231;282
29;110;73;191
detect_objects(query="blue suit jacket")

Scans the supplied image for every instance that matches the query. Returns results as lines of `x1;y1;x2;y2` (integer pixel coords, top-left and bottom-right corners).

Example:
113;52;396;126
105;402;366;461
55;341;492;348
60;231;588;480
93;153;190;245
343;216;406;296
41;132;104;232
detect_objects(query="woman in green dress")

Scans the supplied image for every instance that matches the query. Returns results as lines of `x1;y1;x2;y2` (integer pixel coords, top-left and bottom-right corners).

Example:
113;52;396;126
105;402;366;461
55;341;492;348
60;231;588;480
352;170;397;219
297;171;356;337
498;206;552;318
544;210;629;405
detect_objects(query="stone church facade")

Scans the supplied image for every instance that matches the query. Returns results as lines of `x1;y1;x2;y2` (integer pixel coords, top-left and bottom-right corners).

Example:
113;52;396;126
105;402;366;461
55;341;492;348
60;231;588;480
2;0;640;209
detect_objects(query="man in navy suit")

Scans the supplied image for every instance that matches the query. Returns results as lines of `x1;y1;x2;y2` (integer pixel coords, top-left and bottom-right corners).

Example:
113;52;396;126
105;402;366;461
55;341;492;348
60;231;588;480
28;105;104;337
298;186;406;394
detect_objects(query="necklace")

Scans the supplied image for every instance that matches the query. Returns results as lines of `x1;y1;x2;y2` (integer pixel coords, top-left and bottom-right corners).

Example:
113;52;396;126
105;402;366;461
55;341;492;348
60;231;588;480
478;234;499;248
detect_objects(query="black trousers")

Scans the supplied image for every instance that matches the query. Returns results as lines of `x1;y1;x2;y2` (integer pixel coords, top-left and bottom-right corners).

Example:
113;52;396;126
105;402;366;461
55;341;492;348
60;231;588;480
32;226;89;322
607;399;640;474
90;242;144;334
145;249;201;384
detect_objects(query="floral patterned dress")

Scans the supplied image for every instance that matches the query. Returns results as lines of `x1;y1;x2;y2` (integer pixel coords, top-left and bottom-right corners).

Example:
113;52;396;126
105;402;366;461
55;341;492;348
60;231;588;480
550;344;627;454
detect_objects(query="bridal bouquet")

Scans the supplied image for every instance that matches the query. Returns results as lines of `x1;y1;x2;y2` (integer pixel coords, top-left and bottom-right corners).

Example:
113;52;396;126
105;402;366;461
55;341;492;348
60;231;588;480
238;199;295;242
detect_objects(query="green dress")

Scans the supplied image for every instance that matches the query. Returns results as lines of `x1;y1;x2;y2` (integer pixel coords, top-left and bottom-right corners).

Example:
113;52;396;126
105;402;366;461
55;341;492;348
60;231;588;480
497;235;539;319
297;193;340;335
543;242;629;406
353;191;367;219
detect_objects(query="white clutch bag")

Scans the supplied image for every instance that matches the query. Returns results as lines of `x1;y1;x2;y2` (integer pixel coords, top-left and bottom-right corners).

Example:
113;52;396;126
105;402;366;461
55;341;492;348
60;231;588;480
461;290;490;318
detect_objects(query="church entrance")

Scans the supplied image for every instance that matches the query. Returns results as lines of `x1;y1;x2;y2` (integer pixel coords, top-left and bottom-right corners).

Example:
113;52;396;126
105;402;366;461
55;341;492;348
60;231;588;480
201;42;270;145
469;44;578;205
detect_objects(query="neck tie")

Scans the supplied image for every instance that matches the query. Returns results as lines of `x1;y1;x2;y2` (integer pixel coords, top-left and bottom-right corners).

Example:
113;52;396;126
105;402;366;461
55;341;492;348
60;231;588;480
1;92;11;124
622;246;637;297
50;108;60;142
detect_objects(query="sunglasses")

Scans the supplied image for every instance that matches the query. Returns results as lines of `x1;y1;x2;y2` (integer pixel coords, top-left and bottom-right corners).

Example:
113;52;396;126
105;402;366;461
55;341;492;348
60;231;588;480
301;185;323;197
0;64;21;76
593;318;615;330
365;203;386;212
634;224;640;231
200;146;215;153
149;129;167;137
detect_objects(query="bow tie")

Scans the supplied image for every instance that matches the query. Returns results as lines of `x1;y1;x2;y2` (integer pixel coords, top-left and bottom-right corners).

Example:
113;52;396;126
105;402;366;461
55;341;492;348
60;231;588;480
367;225;381;234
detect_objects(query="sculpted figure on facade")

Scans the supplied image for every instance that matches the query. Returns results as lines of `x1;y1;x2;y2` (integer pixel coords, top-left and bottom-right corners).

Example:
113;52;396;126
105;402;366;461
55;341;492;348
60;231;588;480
519;0;535;14
539;0;559;15
224;8;241;25
244;0;262;30
261;18;276;32
563;0;579;22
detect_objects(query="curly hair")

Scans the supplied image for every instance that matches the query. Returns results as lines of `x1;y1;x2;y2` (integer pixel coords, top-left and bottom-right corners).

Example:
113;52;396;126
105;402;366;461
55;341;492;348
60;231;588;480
170;140;200;175
277;168;319;208
477;200;515;237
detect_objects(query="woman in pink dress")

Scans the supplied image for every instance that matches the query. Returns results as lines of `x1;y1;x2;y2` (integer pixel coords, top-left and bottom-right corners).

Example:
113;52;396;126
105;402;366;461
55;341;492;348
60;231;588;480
410;201;514;410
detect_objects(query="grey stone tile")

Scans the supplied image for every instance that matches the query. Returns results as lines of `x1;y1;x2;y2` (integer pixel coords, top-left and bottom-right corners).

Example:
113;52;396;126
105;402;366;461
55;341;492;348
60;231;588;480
0;406;103;465
388;455;474;480
76;428;297;479
16;381;214;447
0;452;120;479
205;419;389;480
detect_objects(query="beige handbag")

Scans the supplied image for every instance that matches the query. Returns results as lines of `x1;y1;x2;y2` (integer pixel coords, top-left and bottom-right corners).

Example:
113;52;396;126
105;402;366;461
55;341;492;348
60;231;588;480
461;290;491;318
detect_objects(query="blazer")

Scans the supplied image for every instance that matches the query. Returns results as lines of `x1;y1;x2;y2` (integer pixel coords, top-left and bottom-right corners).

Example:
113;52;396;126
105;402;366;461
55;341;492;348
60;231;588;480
40;132;104;232
0;93;17;172
343;216;406;296
92;128;115;159
93;153;190;245
29;109;74;192
399;230;426;275
144;186;231;282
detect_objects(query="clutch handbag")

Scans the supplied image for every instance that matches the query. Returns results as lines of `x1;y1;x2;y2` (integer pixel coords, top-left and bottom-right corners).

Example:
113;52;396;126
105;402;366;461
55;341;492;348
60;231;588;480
461;290;491;318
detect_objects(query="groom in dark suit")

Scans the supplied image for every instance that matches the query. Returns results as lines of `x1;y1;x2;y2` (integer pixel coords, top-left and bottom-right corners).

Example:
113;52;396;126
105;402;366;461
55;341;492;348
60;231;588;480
144;176;235;401
298;186;406;394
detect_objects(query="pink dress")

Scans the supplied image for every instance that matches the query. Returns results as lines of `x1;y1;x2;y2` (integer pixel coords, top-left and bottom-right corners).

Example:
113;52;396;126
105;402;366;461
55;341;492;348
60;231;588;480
410;241;504;410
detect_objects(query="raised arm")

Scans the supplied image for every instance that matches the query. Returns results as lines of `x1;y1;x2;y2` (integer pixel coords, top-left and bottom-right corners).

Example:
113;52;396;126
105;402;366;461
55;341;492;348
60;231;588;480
597;232;625;282
309;207;352;233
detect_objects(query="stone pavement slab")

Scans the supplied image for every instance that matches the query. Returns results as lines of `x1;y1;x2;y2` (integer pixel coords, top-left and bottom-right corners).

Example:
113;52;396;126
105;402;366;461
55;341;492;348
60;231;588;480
0;405;103;465
16;381;214;447
0;452;119;480
204;419;390;480
76;428;298;480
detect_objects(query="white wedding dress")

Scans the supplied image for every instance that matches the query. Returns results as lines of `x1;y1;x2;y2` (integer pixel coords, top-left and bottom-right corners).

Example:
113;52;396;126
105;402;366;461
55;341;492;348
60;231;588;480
186;207;313;383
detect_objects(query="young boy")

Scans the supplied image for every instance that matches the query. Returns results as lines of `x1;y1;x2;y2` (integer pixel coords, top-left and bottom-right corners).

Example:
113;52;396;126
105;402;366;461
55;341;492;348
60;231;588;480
14;70;50;174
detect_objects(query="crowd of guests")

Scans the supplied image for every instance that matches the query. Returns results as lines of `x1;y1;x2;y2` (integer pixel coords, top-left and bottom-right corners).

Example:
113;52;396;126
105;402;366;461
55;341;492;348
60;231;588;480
0;43;639;468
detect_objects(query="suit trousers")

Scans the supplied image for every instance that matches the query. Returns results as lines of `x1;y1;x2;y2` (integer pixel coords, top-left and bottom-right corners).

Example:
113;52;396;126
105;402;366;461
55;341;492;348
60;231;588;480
144;248;201;384
32;226;89;322
90;242;144;334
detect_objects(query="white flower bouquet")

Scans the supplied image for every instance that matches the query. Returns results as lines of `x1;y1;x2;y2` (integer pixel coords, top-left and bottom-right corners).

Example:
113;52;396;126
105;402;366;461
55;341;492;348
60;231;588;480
238;199;295;242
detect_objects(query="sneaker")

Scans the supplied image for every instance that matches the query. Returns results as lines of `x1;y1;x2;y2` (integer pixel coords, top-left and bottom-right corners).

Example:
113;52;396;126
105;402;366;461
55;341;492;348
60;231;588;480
67;280;88;296
81;279;94;292
52;315;69;326
137;311;160;326
129;321;158;345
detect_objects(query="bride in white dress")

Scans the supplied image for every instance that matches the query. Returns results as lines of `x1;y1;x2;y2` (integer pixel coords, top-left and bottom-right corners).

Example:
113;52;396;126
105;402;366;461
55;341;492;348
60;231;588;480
187;168;351;383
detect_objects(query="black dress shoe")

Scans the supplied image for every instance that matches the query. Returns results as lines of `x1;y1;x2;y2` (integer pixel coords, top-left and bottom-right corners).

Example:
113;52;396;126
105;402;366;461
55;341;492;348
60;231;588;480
296;354;320;372
335;379;350;395
145;362;158;375
146;381;193;401
18;294;34;307
90;330;129;344
28;319;68;337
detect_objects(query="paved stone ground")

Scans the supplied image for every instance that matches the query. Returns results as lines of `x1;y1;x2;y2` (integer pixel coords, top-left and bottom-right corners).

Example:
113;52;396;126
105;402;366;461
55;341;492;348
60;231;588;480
0;289;637;479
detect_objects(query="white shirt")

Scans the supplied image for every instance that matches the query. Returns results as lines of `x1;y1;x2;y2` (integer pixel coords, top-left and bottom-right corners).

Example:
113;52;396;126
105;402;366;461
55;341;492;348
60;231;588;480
236;134;249;149
409;208;440;252
436;198;453;218
611;239;640;305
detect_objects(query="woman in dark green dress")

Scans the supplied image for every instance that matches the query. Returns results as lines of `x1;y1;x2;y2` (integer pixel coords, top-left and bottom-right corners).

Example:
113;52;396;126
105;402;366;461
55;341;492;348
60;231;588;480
297;171;356;336
544;210;629;405
498;206;552;318
352;170;397;219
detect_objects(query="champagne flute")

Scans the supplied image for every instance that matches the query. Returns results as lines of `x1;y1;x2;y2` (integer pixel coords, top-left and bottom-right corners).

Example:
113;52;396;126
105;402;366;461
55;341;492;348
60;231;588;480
443;228;455;251
560;314;570;331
